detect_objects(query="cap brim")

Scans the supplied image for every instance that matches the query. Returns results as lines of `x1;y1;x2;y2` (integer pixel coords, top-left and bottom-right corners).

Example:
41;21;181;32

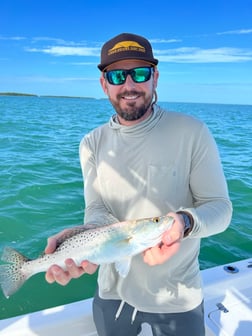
98;56;158;71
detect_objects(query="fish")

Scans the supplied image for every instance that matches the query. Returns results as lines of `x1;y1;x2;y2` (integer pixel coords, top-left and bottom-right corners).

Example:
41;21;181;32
0;215;174;298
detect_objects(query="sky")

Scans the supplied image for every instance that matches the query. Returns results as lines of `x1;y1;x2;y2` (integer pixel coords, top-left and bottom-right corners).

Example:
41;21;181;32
1;0;252;105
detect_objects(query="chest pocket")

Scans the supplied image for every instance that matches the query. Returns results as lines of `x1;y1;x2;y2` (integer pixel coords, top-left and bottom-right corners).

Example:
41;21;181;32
147;164;178;212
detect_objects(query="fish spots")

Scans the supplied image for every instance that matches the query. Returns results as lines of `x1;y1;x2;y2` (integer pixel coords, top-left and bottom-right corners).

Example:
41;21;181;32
0;215;174;297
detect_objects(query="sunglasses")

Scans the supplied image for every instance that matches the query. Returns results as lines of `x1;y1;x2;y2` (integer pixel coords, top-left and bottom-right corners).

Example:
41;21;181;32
104;66;154;85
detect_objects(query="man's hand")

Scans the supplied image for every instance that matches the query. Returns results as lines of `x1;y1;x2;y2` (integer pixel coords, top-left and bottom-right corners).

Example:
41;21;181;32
44;229;98;286
143;212;184;266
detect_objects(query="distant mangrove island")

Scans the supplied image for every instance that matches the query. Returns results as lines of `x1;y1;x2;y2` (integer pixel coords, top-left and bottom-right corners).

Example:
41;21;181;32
0;92;102;100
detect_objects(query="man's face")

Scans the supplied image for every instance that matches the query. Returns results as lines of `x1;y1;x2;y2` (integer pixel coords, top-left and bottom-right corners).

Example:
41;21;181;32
100;60;159;125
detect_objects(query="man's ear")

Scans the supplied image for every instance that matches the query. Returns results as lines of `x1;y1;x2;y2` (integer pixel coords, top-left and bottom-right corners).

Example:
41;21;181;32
100;75;108;95
153;68;159;89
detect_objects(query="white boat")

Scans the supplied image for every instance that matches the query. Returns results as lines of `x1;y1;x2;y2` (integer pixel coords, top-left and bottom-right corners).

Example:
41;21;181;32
0;258;251;336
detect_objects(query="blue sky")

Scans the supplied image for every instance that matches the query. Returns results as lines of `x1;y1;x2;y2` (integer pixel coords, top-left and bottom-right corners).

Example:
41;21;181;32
1;0;252;104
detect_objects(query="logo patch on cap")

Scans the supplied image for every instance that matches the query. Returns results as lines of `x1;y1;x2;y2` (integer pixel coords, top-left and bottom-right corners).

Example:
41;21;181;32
108;41;145;56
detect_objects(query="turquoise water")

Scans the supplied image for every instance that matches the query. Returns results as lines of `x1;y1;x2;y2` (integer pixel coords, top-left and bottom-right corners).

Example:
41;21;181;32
0;96;251;319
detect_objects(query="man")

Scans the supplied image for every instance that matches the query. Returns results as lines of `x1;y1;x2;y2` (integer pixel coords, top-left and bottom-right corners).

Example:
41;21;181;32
45;33;232;335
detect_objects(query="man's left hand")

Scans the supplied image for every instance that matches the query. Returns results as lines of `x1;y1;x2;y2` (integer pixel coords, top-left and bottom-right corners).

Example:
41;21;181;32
143;212;184;265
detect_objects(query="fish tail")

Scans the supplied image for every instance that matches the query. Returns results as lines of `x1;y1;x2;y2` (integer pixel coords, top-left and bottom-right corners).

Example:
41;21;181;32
0;247;30;298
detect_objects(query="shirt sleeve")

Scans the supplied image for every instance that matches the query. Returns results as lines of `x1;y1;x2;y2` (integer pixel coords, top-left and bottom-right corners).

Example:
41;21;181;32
180;123;233;238
79;135;119;226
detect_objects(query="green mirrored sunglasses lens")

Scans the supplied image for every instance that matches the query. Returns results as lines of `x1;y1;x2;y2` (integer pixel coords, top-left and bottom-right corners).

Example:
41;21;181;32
132;68;152;82
108;70;125;85
106;67;153;85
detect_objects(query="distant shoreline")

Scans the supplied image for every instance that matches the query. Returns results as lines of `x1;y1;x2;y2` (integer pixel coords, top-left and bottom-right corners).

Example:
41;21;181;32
0;92;38;97
0;92;102;100
1;92;251;106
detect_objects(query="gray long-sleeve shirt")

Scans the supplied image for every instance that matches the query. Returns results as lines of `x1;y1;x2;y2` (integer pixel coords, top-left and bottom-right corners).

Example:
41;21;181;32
79;105;232;313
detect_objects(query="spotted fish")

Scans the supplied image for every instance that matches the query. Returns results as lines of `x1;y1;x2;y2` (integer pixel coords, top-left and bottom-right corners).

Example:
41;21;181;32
0;215;174;298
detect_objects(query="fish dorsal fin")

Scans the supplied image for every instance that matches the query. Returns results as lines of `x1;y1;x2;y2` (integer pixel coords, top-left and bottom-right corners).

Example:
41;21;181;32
55;224;98;248
115;258;132;278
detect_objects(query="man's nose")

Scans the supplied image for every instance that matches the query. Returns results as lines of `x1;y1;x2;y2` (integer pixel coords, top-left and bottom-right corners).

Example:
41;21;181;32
123;74;137;88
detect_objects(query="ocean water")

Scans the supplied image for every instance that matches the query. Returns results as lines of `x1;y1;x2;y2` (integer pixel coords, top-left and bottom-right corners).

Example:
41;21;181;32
0;96;251;319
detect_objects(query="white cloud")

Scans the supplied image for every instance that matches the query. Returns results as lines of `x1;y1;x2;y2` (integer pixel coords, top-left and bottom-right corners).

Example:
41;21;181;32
26;46;100;56
32;37;69;44
25;41;252;64
0;36;26;40
155;47;252;63
150;38;182;43
31;37;89;46
217;29;252;35
70;62;97;65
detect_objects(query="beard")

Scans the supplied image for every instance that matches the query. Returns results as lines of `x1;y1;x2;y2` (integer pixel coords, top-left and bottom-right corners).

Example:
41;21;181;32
109;90;153;122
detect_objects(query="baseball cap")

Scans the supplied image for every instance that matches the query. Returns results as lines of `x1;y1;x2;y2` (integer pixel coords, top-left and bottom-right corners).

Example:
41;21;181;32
98;33;159;71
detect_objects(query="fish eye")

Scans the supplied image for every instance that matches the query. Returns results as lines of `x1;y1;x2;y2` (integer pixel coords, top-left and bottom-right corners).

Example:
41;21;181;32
153;217;160;223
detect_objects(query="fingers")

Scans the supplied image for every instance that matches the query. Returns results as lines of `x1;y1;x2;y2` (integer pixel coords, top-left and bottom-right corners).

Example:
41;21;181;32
143;212;185;266
44;228;72;254
162;229;183;246
44;228;98;286
65;259;86;278
81;261;99;274
45;259;86;286
162;212;184;245
143;245;161;266
44;236;58;254
45;259;98;286
45;264;70;285
143;241;181;266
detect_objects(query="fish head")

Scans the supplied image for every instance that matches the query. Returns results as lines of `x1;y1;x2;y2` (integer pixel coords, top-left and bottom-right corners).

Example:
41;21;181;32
129;215;174;248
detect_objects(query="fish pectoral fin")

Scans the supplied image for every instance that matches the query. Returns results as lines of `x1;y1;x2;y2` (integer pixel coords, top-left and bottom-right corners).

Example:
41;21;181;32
118;236;133;244
115;258;132;278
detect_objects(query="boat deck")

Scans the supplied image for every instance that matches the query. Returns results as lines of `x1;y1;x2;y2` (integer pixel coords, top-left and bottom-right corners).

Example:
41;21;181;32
0;258;251;336
203;258;252;335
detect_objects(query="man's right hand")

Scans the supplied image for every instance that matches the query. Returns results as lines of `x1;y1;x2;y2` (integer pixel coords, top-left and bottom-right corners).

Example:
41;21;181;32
44;229;98;286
